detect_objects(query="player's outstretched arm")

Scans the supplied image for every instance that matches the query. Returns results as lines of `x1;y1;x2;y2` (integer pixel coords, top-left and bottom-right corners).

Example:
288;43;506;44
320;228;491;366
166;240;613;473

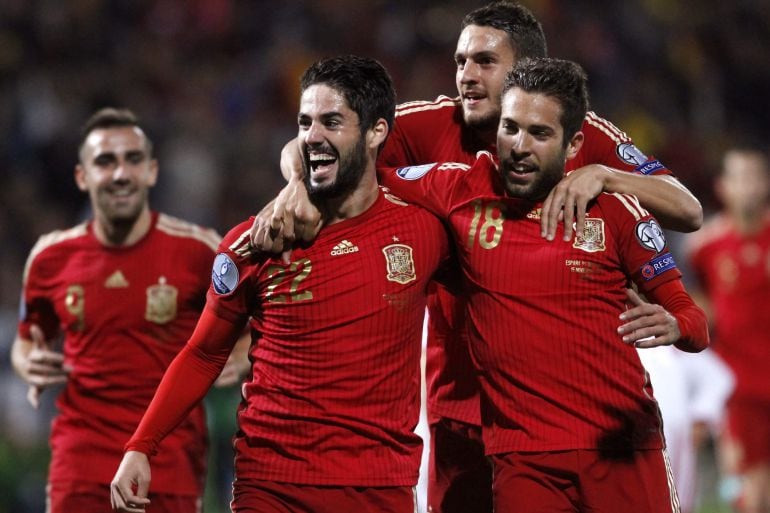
110;451;152;512
541;165;703;242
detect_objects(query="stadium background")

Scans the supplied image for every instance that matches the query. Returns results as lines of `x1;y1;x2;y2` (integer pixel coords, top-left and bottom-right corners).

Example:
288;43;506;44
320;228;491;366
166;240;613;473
0;1;768;511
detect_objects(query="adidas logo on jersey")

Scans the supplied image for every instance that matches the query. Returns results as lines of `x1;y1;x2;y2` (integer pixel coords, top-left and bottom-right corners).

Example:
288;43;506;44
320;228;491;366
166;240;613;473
331;240;359;256
104;270;129;288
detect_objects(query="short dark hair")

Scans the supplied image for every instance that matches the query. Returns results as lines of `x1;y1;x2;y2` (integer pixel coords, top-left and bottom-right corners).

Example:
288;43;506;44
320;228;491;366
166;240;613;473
503;58;589;142
77;107;152;160
300;55;396;137
462;1;547;60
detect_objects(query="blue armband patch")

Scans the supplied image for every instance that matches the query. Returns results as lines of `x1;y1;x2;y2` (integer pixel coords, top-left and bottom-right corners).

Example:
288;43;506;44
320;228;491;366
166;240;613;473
640;252;677;281
635;159;664;175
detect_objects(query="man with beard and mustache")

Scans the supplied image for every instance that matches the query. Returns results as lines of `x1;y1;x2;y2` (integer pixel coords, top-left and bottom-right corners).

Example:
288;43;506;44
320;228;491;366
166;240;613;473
376;57;709;513
110;55;450;513
252;3;703;511
10;107;243;513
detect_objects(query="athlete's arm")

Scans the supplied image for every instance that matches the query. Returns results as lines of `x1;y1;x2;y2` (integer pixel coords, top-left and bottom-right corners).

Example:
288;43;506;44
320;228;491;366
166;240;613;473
110;307;243;511
542;164;703;242
11;325;68;408
617;282;708;353
251;137;321;252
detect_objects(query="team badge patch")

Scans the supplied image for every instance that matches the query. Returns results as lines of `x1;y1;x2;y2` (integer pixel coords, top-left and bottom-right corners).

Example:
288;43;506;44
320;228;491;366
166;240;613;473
396;163;435;180
616;143;648;166
640;252;677;281
383;244;416;284
572;218;605;253
636;219;666;253
212;253;239;294
145;276;178;324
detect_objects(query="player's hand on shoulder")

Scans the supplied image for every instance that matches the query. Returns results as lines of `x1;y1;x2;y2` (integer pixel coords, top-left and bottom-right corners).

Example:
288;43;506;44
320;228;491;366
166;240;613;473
617;288;680;348
110;451;152;512
250;179;322;253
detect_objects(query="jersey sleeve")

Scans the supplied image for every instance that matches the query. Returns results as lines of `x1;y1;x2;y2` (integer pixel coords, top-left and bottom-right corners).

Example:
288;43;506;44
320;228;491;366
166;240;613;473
18;244;61;341
580;112;674;177
206;219;264;325
125;307;242;456
604;193;682;292
378;152;494;219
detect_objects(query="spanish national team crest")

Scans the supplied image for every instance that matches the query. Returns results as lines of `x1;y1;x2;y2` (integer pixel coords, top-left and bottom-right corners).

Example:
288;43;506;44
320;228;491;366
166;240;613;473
383;244;416;284
572;218;606;253
145;276;178;324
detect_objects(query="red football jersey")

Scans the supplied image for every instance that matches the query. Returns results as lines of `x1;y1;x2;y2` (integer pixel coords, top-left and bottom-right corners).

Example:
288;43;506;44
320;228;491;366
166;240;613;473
18;212;219;494
687;212;770;401
380;153;688;453
378;96;675;426
207;189;449;486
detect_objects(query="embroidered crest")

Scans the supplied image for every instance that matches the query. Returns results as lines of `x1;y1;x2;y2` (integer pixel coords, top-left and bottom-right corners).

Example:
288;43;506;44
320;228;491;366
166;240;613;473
572;218;605;253
636;219;666;253
145;276;178;324
382;244;416;284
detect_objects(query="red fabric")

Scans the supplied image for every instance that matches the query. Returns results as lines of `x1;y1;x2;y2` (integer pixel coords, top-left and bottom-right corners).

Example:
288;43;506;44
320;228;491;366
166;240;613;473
231;479;414;513
378;97;675;427
687;212;770;400
645;279;709;353
46;480;201;513
131;189;449;487
491;449;680;513
380;152;706;454
724;396;770;471
19;212;217;494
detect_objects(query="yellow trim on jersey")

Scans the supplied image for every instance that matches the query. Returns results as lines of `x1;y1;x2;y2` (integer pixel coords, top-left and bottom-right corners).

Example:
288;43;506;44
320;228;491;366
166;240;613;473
23;223;88;284
395;96;458;117
157;213;221;252
609;193;649;220
584;111;630;145
228;228;254;258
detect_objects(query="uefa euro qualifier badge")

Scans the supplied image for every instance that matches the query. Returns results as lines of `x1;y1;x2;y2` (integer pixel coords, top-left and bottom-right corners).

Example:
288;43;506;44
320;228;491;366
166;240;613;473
212;253;239;295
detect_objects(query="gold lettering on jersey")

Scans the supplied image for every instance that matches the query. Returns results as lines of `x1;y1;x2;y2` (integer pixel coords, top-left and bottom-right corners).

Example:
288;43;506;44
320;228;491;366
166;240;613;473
145;276;178;324
104;270;129;288
383;244;416;284
65;284;85;332
265;258;313;303
572;218;605;253
467;200;505;249
564;259;597;275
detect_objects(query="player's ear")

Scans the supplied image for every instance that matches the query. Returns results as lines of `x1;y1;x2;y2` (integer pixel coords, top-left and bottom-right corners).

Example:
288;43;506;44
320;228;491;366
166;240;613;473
146;158;159;187
367;118;389;150
565;130;584;161
74;164;88;192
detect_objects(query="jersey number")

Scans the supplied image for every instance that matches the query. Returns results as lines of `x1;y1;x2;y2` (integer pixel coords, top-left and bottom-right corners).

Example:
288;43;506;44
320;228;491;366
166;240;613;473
265;258;313;303
467;200;505;249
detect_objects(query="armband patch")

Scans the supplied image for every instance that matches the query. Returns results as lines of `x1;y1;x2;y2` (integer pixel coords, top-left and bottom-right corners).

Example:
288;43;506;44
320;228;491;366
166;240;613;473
635;159;664;175
640;252;677;281
616;142;648;166
212;253;239;294
635;219;666;253
396;163;435;180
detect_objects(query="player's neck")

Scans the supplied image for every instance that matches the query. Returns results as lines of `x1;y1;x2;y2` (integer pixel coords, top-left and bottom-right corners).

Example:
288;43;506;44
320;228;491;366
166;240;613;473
92;207;152;247
321;170;379;225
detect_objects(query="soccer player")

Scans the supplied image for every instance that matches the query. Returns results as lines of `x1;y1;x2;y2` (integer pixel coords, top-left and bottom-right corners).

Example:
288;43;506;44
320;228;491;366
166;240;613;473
11;108;227;512
686;148;770;513
109;55;449;513
252;3;704;511
378;57;709;513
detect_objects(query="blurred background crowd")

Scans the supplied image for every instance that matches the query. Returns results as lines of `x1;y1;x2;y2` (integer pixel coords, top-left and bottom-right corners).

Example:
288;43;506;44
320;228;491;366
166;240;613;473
0;1;768;512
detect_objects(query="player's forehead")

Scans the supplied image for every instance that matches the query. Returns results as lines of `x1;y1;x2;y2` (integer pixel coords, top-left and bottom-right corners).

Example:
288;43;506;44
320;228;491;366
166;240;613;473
82;126;148;158
455;24;514;59
298;84;356;120
501;88;562;128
